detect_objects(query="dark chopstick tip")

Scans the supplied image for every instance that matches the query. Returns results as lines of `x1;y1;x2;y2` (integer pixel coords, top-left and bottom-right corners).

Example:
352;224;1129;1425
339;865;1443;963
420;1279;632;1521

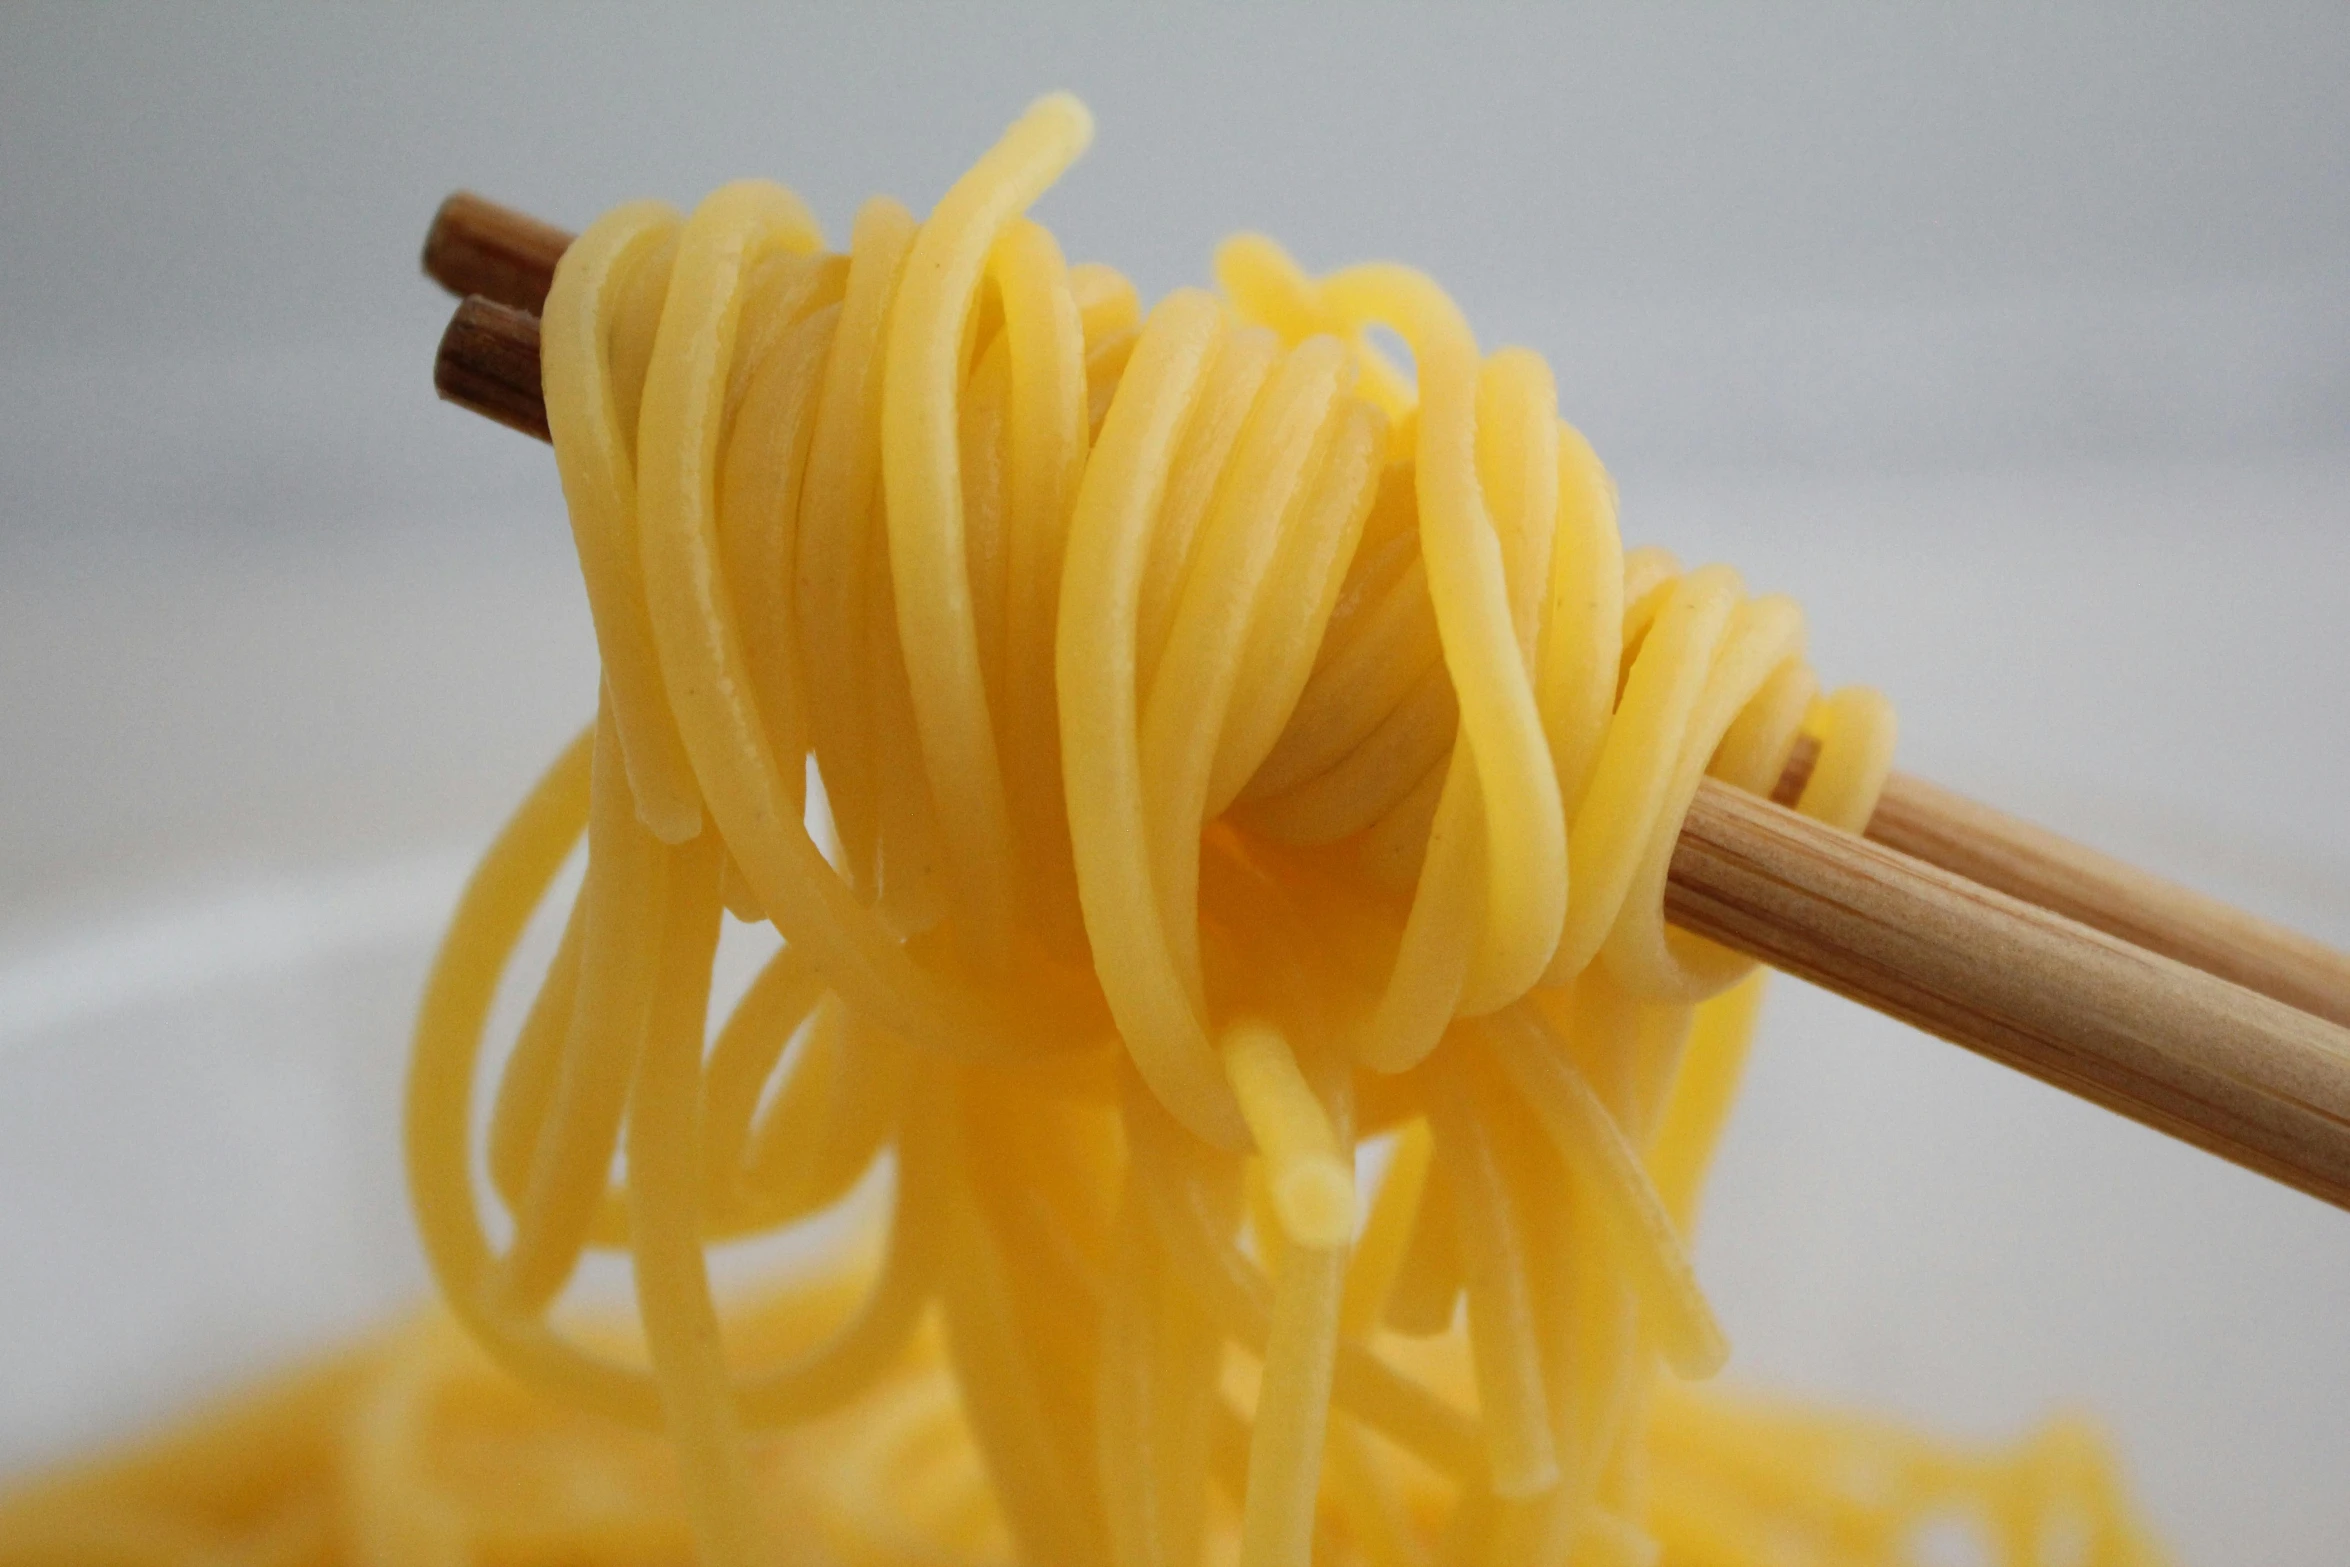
435;295;550;443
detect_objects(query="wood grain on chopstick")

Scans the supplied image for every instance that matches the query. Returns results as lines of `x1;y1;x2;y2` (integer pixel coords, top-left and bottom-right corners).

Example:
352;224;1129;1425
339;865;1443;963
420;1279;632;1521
1874;773;2350;1032
1671;782;2350;1207
433;296;546;442
422;193;571;315
1774;738;2350;1031
421;191;2350;1212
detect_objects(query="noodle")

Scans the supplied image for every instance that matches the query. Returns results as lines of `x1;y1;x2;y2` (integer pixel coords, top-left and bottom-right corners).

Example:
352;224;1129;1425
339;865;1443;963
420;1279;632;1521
0;94;2172;1566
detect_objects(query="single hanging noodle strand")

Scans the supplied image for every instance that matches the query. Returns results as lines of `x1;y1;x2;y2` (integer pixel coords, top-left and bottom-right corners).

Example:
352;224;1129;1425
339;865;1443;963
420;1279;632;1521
1313;263;1569;1012
990;217;1092;940
1537;421;1626;823
492;701;670;1311
617;825;766;1567
1221;1018;1356;1249
481;890;584;1222
797;196;919;896
882;92;1094;963
539;203;700;841
714;273;847;842
1234;1099;1352;1567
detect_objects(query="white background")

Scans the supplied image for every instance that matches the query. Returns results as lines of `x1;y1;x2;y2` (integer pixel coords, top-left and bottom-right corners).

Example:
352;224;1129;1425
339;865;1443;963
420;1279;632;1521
3;6;2347;1560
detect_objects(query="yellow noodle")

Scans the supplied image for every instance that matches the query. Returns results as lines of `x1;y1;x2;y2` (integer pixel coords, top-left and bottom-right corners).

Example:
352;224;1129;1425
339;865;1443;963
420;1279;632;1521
1236;1231;1347;1567
1384;1124;1469;1339
617;828;759;1565
798;198;917;895
1485;1009;1726;1379
1222;1019;1356;1249
1340;1118;1436;1335
933;1078;1105;1567
881;98;1093;963
494;705;666;1309
695;946;826;1220
482;892;583;1219
540;206;700;842
2;93;2183;1567
1060;286;1248;1144
1427;1057;1559;1497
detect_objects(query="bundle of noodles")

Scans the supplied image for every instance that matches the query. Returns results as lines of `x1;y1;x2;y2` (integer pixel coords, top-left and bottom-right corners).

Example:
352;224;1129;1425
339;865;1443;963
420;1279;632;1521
0;1297;2169;1567
0;94;2172;1567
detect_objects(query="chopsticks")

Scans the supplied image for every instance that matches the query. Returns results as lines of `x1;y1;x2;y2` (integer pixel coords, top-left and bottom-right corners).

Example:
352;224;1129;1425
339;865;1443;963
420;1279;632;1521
420;192;2350;1212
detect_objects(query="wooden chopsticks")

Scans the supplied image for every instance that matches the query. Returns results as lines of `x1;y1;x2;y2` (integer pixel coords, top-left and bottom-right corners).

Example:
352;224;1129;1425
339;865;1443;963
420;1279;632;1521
420;192;2350;1212
424;192;569;315
433;294;549;442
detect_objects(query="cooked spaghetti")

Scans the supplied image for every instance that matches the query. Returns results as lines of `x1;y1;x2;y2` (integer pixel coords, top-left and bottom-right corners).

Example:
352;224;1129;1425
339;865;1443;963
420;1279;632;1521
0;95;2169;1566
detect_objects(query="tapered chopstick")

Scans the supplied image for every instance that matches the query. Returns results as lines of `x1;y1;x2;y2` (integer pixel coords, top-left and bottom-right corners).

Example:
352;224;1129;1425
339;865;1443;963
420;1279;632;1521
420;195;2350;1212
1773;741;2350;1031
1672;784;2350;1206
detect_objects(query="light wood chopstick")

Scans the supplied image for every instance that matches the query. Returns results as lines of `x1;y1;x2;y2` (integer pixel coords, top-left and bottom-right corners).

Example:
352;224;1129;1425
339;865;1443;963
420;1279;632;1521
420;194;2350;1211
1770;743;2350;1032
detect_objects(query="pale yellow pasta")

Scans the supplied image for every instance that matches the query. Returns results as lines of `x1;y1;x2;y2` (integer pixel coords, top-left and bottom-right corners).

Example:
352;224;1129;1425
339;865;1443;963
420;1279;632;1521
0;94;2173;1567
